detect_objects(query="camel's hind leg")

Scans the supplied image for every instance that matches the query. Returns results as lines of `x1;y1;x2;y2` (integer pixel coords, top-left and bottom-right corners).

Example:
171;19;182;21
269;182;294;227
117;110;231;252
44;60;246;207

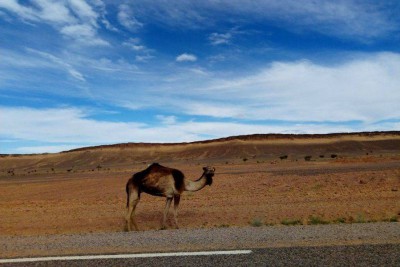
173;195;180;229
161;197;172;230
126;187;140;231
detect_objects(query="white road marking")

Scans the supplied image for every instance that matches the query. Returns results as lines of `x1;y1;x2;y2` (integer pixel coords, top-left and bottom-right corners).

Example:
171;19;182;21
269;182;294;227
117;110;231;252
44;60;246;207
0;250;252;263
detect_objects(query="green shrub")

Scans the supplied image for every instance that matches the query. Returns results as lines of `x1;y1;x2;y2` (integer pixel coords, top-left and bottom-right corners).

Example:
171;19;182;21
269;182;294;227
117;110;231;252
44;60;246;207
355;214;367;223
281;219;302;226
250;218;263;227
383;216;398;222
334;217;346;223
308;216;329;225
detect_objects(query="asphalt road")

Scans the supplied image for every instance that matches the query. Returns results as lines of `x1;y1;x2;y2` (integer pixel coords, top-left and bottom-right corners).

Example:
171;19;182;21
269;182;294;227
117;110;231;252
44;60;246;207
1;244;399;267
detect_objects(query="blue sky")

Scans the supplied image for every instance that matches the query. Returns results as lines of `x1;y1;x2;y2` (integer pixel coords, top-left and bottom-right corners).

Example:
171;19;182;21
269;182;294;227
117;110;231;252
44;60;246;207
1;0;400;154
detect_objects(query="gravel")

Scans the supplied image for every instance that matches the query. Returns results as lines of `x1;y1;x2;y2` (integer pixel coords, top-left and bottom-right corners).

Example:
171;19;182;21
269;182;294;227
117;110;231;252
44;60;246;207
0;222;399;259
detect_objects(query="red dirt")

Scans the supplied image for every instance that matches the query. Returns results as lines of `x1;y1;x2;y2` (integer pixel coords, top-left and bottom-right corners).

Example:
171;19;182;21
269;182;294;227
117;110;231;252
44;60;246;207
0;133;399;236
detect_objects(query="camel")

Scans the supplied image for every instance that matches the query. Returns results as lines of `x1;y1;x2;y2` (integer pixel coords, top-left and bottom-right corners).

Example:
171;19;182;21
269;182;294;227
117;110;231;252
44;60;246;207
125;163;215;231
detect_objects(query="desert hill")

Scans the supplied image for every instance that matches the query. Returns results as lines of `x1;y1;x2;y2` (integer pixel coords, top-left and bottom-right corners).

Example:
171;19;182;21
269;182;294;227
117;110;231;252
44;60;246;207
1;131;400;176
0;131;399;236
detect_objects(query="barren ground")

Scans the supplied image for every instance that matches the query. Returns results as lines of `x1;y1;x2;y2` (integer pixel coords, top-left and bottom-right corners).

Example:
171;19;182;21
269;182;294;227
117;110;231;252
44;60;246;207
0;133;399;236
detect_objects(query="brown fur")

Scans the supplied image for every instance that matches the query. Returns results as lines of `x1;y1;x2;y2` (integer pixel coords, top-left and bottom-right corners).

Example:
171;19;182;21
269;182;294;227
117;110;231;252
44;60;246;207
125;163;215;231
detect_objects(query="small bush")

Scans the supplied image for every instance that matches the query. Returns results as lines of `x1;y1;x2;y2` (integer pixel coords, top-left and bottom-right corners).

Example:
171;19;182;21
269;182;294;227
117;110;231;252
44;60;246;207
308;216;329;225
304;156;312;161
280;155;288;160
383;216;398;222
281;219;302;226
356;214;367;223
331;154;338;159
334;217;346;223
250;218;263;227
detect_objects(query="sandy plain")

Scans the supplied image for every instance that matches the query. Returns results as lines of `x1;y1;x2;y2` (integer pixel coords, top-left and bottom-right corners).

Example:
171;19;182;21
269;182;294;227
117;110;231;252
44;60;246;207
0;133;399;236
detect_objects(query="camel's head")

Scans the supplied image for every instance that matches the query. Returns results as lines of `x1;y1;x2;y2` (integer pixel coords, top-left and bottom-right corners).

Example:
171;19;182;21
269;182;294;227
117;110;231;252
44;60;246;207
202;166;215;186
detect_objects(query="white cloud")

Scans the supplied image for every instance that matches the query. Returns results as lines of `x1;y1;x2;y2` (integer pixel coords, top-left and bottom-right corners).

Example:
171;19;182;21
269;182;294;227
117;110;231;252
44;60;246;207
118;3;143;30
120;52;400;124
2;106;399;153
34;0;75;24
67;0;98;26
135;55;154;62
123;0;397;41
156;115;177;125
0;0;108;46
123;38;148;51
26;48;86;81
176;53;197;62
61;24;109;46
0;0;41;21
209;32;232;45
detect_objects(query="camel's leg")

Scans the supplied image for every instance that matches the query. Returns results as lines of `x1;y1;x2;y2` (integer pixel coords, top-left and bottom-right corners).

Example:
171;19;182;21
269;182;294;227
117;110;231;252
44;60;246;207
161;197;172;229
173;195;180;229
126;188;140;231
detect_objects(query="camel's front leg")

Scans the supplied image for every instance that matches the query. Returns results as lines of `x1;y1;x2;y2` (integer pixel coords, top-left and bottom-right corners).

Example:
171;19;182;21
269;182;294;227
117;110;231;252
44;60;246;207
162;197;172;229
126;190;140;231
173;195;180;229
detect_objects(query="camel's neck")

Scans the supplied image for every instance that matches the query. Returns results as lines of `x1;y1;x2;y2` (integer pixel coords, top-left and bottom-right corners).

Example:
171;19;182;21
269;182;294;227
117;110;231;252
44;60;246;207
184;173;208;192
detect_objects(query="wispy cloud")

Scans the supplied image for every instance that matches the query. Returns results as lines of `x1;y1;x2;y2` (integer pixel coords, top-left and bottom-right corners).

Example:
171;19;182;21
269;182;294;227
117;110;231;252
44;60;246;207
61;24;109;46
123;0;398;41
0;0;108;46
156;115;177;125
26;48;85;81
176;53;197;62
67;0;98;26
209;32;232;45
117;3;143;30
122;38;154;61
123;38;146;51
1;1;399;154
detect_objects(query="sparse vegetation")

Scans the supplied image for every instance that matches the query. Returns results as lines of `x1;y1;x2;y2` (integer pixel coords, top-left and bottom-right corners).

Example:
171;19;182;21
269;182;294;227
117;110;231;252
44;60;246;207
250;218;263;227
334;217;346;224
1;132;399;235
383;216;398;222
304;155;312;161
281;218;302;226
355;214;367;223
308;216;329;225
